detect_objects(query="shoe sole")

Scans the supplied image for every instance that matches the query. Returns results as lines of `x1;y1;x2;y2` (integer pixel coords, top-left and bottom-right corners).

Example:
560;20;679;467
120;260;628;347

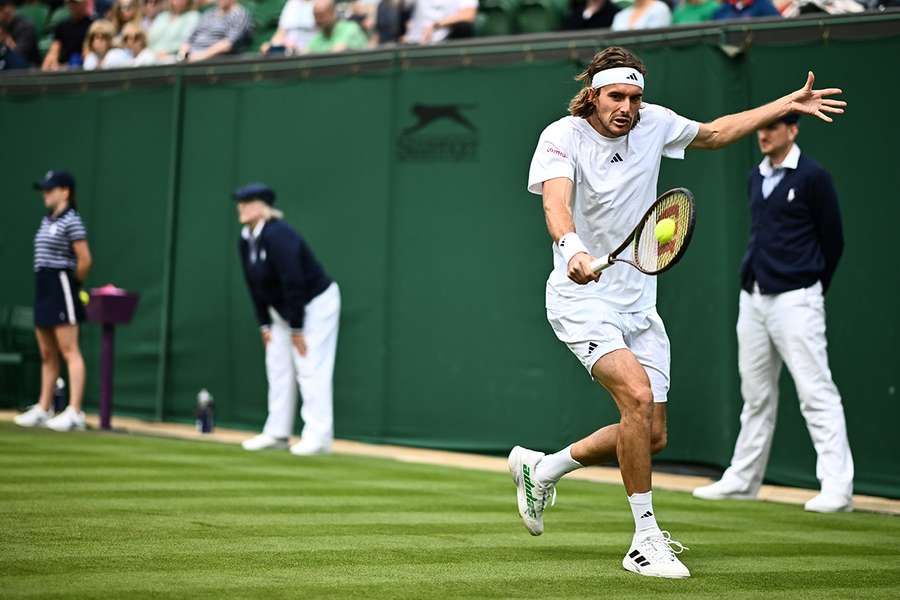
290;449;330;456
242;443;290;451
805;505;853;513
622;557;690;579
508;446;543;536
47;423;86;432
692;490;757;501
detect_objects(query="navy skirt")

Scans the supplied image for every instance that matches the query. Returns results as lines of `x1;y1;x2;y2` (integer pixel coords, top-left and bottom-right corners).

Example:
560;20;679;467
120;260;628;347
34;268;85;328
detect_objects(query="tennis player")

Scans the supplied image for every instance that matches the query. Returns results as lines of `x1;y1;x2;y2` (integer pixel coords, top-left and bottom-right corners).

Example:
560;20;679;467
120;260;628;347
14;170;92;432
510;46;846;578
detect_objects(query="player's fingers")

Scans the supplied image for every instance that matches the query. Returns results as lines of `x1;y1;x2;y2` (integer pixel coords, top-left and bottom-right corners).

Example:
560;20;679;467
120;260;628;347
804;71;814;90
820;106;844;114
821;98;847;107
815;87;843;97
815;111;833;123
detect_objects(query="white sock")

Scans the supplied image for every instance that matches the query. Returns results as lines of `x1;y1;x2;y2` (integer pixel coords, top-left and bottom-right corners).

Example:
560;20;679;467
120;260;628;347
628;491;661;540
534;444;582;486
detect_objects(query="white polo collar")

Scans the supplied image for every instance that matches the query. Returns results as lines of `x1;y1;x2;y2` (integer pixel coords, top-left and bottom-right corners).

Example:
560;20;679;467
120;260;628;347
759;143;801;177
241;220;267;241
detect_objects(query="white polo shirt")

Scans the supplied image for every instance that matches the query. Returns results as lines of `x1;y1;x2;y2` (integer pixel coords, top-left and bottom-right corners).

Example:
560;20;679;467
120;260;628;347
405;0;477;44
759;143;801;198
527;104;699;313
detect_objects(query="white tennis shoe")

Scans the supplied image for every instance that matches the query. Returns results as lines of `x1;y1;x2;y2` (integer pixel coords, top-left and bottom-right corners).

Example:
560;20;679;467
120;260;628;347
241;433;289;451
508;445;556;536
14;405;53;428
289;439;331;456
692;478;757;501
45;407;86;432
804;493;853;513
623;531;691;579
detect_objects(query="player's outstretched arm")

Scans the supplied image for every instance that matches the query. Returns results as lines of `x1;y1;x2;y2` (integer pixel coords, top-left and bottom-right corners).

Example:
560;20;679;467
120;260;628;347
689;71;846;150
542;177;600;284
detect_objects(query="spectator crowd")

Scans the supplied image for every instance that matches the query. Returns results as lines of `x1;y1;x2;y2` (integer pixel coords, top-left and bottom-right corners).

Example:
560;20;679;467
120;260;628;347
0;0;893;71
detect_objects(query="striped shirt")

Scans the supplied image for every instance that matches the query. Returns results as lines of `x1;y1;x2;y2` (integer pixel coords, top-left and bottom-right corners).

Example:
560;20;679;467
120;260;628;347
187;4;252;53
34;208;87;271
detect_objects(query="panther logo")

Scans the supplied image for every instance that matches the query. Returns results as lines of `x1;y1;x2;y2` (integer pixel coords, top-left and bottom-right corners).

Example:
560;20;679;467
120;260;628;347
402;104;477;135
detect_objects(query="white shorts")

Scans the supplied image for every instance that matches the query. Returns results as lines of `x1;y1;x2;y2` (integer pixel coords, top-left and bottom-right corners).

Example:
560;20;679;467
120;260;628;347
546;301;671;403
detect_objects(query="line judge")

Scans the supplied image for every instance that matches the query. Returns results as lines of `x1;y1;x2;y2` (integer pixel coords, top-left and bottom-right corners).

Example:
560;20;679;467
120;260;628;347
234;183;340;456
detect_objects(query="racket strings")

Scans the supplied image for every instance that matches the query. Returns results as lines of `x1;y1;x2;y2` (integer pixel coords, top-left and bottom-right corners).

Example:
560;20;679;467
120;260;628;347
633;191;693;273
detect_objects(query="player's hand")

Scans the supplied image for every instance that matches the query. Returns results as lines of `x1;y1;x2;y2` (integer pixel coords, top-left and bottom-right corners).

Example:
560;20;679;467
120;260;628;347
291;332;308;357
788;71;846;123
567;252;601;285
261;329;272;346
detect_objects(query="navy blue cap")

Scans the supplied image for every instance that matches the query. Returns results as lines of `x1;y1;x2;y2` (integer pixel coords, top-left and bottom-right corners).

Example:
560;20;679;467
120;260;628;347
33;170;76;191
233;182;275;205
777;113;801;125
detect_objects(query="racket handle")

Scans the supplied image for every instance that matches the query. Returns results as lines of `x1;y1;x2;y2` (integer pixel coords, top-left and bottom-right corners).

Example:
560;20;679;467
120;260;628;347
590;255;613;273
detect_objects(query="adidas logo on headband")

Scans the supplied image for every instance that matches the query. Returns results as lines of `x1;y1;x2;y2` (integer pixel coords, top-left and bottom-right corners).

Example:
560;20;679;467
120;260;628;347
591;67;645;90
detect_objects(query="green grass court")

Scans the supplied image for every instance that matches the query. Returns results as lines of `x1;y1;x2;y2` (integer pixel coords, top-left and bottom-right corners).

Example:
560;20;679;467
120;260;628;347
2;421;898;599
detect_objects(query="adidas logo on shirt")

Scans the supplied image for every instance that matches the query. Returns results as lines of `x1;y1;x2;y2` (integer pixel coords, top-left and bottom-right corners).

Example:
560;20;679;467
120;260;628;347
610;153;624;164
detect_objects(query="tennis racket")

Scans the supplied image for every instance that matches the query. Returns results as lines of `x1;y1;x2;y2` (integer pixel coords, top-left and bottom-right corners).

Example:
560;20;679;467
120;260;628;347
590;187;696;275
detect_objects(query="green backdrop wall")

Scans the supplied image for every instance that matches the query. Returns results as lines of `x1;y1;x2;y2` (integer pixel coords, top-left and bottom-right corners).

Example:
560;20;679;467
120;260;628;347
1;18;898;498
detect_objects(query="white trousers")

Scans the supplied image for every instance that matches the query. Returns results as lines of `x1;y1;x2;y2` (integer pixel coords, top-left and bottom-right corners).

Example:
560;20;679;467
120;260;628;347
262;282;340;444
721;282;854;499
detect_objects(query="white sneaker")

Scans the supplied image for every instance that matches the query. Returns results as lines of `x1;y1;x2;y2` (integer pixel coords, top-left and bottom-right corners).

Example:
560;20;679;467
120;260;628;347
289;439;331;456
623;531;691;579
692;478;757;501
241;433;289;451
14;405;54;428
45;407;86;432
805;493;853;513
508;445;556;536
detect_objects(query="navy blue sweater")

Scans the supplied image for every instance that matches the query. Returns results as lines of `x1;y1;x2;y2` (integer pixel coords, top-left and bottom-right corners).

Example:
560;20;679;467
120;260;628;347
740;153;843;294
238;220;332;330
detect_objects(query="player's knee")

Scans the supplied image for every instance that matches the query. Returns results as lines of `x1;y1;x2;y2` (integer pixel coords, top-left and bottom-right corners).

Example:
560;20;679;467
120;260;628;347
58;344;81;362
619;386;653;421
39;346;58;363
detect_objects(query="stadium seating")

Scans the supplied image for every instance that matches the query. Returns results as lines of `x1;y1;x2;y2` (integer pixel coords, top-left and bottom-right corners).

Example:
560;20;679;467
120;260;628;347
17;2;50;38
476;0;570;37
37;4;70;56
245;0;285;51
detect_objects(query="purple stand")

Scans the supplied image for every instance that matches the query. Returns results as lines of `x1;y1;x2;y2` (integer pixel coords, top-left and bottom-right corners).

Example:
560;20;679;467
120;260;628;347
100;323;115;430
86;288;140;431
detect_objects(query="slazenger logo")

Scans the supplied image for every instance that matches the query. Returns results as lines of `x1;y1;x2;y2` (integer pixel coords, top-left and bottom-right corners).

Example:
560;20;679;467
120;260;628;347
396;103;479;162
523;463;537;518
545;142;568;159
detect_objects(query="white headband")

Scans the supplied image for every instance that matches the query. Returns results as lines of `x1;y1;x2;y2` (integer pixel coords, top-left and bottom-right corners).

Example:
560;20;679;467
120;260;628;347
591;67;645;90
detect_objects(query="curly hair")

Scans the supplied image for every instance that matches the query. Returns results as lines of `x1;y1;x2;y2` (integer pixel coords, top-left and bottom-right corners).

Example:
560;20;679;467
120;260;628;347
568;46;647;119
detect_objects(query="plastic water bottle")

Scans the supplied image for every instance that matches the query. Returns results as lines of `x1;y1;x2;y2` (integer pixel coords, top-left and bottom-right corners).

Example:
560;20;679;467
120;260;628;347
53;378;67;414
195;389;214;434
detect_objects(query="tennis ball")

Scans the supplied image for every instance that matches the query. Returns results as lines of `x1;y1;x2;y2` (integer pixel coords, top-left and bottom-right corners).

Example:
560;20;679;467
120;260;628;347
655;218;676;244
79;290;90;305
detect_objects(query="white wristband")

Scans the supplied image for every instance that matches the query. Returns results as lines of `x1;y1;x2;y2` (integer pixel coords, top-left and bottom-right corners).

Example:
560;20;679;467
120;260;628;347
558;232;589;265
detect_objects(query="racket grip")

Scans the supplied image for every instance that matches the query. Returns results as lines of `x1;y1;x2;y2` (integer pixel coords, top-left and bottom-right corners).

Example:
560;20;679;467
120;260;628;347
590;255;613;273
